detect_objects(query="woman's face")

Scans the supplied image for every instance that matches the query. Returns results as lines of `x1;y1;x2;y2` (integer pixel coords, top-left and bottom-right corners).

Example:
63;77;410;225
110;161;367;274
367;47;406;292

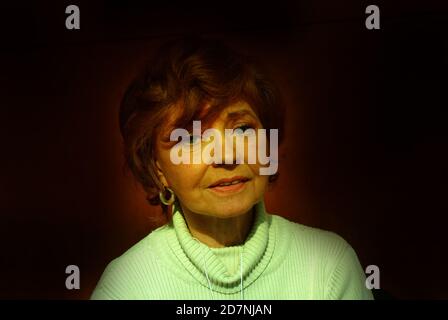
155;101;269;218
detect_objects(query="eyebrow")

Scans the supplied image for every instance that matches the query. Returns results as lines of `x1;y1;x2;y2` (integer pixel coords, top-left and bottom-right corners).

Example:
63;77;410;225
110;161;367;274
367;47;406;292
225;109;259;121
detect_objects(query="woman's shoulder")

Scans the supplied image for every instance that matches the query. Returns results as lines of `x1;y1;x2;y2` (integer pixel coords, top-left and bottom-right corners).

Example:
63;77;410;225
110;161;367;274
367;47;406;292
270;213;352;261
90;224;172;299
269;213;373;299
111;223;171;267
272;213;348;244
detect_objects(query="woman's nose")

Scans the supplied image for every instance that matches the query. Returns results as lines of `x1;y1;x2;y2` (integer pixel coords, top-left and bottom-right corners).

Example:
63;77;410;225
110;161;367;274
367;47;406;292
206;130;242;166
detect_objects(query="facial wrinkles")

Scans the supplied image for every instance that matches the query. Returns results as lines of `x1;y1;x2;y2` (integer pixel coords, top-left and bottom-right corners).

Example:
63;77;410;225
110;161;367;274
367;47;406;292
202;108;260;183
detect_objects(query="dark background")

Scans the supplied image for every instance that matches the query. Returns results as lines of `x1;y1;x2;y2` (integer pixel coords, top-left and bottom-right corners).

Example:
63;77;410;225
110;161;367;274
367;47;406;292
1;0;447;299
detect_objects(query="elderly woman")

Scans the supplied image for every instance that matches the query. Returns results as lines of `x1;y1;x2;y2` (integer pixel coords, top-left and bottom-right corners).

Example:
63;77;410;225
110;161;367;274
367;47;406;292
91;37;373;300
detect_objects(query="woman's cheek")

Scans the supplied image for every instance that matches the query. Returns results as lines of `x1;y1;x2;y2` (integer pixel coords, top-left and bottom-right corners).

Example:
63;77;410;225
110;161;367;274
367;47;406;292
256;175;269;192
250;168;269;193
170;164;206;192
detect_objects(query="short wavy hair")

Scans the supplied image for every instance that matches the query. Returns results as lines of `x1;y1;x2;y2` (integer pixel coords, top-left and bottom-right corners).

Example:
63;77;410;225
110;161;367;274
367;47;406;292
119;37;285;213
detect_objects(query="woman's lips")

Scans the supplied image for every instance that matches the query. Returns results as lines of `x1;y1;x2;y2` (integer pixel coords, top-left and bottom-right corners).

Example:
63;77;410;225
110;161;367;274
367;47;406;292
207;177;250;194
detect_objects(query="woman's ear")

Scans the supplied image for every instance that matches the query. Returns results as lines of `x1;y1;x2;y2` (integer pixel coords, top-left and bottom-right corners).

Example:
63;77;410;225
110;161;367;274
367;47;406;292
155;159;169;187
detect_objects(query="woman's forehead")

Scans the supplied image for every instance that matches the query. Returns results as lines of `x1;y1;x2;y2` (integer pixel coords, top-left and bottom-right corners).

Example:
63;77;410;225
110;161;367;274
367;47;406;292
156;101;261;144
216;101;260;122
171;101;259;128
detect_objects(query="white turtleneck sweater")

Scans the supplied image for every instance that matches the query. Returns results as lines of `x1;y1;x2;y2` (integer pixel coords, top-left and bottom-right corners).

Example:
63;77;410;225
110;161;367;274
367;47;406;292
91;201;374;300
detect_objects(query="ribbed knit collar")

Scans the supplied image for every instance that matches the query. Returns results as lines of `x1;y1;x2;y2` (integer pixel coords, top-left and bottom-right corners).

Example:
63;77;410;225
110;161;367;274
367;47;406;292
166;200;276;294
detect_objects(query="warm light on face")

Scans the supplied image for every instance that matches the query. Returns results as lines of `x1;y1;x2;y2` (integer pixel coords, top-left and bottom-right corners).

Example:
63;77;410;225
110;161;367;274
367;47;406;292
155;101;274;218
169;121;279;175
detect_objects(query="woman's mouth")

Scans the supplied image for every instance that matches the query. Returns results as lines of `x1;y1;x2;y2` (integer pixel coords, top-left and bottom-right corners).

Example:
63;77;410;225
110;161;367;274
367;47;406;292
208;176;250;194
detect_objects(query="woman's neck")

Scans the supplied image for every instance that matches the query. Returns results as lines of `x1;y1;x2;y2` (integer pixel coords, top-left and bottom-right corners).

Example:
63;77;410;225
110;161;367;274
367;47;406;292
179;205;255;248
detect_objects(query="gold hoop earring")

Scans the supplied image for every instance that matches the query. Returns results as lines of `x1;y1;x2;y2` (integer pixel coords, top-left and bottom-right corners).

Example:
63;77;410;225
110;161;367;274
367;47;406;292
159;187;175;205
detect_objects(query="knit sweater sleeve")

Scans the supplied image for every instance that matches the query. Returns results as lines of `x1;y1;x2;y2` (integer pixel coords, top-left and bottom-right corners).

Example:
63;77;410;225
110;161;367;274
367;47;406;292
325;243;374;300
90;259;129;300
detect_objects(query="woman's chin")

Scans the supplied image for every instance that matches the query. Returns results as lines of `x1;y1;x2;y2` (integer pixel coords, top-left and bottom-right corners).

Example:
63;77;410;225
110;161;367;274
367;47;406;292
203;201;255;218
181;185;263;218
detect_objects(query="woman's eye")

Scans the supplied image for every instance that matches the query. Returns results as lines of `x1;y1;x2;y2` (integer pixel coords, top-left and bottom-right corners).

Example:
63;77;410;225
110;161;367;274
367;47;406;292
187;134;201;145
234;124;255;134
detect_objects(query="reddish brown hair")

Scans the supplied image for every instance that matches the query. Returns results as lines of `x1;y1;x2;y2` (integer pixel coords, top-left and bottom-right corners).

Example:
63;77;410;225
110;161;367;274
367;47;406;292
119;37;285;213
